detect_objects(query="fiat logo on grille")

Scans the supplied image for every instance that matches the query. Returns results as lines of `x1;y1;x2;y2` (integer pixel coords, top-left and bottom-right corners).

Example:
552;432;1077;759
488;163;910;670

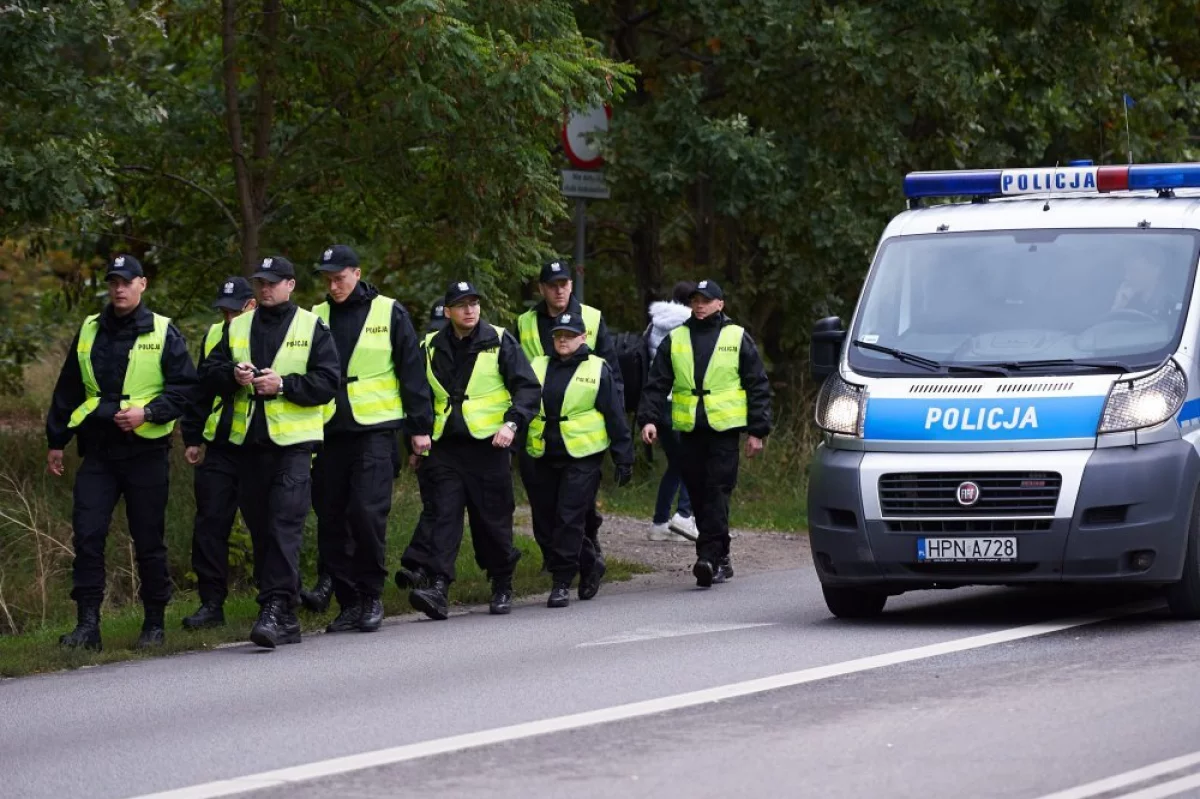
956;481;980;506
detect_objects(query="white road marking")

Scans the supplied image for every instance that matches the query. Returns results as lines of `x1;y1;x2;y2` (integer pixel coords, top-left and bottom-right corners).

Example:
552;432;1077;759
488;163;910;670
125;600;1161;799
1121;772;1200;799
577;622;776;647
1033;750;1200;799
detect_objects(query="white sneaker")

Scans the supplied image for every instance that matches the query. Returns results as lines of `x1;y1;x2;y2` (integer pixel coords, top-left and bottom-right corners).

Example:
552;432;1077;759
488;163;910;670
648;522;688;542
668;513;698;540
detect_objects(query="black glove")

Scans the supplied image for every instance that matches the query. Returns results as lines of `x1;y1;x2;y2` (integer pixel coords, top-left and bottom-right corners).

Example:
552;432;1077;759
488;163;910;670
615;463;633;487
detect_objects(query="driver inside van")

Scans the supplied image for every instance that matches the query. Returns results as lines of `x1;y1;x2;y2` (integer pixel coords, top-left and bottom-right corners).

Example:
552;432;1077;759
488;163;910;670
1111;256;1172;318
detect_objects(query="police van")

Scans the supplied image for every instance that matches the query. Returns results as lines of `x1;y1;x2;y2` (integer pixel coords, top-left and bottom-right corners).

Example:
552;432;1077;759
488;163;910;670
807;162;1200;619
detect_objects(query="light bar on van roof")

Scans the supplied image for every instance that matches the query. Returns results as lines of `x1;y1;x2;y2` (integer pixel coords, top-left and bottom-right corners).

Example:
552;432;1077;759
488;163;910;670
903;163;1200;199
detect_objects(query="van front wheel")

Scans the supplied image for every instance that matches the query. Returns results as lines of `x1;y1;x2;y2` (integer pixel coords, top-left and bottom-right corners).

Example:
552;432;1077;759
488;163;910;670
822;586;887;619
1165;489;1200;620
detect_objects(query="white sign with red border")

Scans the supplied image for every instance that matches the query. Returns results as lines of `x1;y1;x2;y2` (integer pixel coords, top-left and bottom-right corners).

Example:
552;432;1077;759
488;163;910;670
562;105;611;169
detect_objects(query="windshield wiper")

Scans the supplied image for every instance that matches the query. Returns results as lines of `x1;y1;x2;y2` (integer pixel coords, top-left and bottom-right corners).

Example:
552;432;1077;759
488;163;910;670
851;340;943;372
973;358;1136;373
853;341;1012;375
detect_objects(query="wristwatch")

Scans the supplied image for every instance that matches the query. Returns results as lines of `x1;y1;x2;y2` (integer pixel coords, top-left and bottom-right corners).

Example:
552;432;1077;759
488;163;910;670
504;421;518;432
143;406;155;424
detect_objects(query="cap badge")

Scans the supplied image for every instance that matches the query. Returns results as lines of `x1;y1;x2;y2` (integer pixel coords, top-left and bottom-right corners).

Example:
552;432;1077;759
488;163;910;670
223;282;234;294
699;280;708;288
561;314;572;322
262;257;273;270
323;248;333;261
551;262;561;272
458;282;469;291
113;256;125;268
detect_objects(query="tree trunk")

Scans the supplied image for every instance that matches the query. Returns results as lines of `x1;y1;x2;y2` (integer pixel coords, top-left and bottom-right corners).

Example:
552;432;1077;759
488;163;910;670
631;213;662;310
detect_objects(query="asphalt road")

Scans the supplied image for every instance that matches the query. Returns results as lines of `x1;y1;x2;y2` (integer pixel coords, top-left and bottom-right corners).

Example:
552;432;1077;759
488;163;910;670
4;564;1200;799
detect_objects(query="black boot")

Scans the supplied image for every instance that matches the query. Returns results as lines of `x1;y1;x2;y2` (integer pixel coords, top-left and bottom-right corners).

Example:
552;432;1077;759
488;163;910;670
693;559;715;588
299;574;333;613
136;604;166;649
182;601;225;630
578;559;607;601
714;556;735;584
358;597;384;632
489;578;513;616
250;598;302;649
547;582;571;609
395;566;430;591
59;602;102;651
409;575;450;621
325;599;363;633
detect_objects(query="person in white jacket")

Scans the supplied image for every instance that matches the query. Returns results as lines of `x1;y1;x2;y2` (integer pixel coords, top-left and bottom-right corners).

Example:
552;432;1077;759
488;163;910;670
647;281;697;542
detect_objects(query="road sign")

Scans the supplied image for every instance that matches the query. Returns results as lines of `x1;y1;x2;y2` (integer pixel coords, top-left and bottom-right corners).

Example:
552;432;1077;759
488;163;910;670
561;169;610;199
562;105;611;169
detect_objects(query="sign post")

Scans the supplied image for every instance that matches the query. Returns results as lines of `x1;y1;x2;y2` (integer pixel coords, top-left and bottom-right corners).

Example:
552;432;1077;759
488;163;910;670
561;105;611;303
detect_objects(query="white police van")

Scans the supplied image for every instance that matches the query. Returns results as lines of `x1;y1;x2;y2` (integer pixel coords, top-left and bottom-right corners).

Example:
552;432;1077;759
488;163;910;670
807;161;1200;618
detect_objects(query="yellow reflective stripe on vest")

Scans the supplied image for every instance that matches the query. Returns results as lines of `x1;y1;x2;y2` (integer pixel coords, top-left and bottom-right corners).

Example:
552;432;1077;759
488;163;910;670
315;296;402;426
517;305;602;360
201;321;225;442
669;325;748;433
69;313;176;439
526;355;608;458
227;309;325;446
427;325;511;440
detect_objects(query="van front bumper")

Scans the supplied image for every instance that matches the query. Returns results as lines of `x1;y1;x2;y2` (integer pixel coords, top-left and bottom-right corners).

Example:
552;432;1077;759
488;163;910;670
807;441;1200;590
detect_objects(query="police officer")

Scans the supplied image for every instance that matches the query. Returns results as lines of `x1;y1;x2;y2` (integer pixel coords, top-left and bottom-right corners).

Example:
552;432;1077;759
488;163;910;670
307;244;432;634
515;259;622;578
395;299;450;591
402;280;540;620
636;280;772;587
199;256;339;648
180;276;256;629
46;254;197;651
520;312;634;607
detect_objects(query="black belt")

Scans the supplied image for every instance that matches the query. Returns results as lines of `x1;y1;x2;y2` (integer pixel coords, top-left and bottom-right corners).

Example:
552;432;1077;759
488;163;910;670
691;389;711;396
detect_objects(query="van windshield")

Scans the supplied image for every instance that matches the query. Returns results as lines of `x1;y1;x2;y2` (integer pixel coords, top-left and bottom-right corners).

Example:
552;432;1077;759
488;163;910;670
849;228;1199;375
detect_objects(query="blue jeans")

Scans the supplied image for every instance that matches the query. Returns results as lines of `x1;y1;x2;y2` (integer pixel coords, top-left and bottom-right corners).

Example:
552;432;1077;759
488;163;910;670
653;424;693;524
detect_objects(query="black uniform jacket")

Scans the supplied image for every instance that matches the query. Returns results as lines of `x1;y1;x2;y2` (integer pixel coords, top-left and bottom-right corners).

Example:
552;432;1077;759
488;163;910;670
636;312;772;438
46;302;197;459
319;282;433;437
427;319;540;442
199;301;340;449
535;345;634;465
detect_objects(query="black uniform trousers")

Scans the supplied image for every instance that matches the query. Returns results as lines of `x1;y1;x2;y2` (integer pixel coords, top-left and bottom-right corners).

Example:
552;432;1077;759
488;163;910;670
405;436;521;583
191;443;240;605
237;446;312;607
678;430;741;564
520;453;604;583
70;449;172;606
312;430;395;605
400;458;438;574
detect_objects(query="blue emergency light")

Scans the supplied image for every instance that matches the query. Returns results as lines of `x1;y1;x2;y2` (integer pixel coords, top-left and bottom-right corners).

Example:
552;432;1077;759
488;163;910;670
903;162;1200;199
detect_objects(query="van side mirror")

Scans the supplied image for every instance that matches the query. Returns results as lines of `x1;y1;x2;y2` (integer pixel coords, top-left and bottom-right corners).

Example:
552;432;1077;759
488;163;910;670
810;316;846;384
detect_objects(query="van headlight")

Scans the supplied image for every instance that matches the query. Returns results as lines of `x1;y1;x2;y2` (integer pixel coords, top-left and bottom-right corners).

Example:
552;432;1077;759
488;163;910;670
1098;360;1187;434
815;375;866;436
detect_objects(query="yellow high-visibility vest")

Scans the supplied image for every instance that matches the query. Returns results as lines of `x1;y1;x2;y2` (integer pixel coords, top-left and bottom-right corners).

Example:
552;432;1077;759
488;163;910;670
669;325;747;432
517;304;602;360
68;313;175;439
313;295;403;426
227;309;325;446
427;325;511;440
526;355;608;458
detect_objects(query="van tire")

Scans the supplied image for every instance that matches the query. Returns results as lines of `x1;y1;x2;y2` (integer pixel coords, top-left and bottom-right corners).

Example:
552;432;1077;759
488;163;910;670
1166;488;1200;620
822;586;887;619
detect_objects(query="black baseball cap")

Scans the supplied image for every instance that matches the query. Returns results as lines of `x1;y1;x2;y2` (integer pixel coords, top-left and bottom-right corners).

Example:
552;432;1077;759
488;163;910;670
212;276;254;310
444;280;481;306
690;279;724;300
105;254;144;281
550;311;586;336
429;299;446;321
539;259;571;283
316;244;359;272
251;255;296;283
